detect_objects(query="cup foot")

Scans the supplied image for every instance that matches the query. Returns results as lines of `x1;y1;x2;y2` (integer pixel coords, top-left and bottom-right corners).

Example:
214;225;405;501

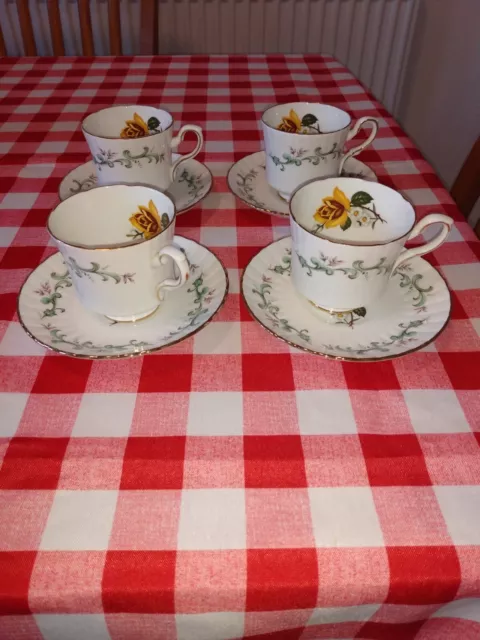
105;305;159;323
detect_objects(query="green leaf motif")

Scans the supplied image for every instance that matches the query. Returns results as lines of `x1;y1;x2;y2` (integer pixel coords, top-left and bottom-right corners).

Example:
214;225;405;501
301;113;318;127
148;117;161;131
161;213;170;230
353;307;367;318
350;191;373;207
341;216;352;231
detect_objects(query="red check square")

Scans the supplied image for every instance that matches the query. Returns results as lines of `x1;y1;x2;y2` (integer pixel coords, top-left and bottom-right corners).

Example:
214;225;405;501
32;356;92;394
138;355;193;392
244;436;307;488
440;353;480;389
0;437;68;490
247;548;318;611
342;361;401;390
358;621;426;640
120;437;186;490
360;434;432;486
242;354;295;392
103;551;176;613
0;551;37;614
0;246;45;269
386;546;461;604
0;356;43;392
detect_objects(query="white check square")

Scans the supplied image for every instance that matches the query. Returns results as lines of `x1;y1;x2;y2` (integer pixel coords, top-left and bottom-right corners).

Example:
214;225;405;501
72;393;136;437
40;491;118;550
296;390;357;435
404;390;470;433
309;487;384;547
35;614;110;640
0;323;46;356
194;322;241;355
178;489;246;549
176;612;244;640
187;392;243;435
435;486;480;544
0;393;28;437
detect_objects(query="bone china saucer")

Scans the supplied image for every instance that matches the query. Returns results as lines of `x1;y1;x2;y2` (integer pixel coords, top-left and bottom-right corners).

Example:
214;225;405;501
59;154;212;214
227;150;377;217
18;237;228;359
241;237;451;362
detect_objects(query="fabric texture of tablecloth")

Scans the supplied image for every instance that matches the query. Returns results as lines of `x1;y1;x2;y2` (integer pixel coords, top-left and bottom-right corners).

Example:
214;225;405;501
0;54;479;640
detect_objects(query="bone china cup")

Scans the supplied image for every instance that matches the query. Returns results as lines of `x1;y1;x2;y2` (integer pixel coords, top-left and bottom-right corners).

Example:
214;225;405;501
262;101;378;201
82;105;203;191
47;185;189;322
289;177;453;312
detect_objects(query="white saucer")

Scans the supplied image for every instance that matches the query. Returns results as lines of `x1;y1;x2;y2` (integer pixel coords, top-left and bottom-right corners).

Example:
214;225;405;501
18;236;228;359
242;237;451;362
59;154;213;214
228;151;377;218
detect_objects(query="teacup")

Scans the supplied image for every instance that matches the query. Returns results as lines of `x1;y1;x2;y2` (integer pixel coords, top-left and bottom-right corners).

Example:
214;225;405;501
82;105;203;191
289;177;453;313
47;185;189;322
262;102;378;201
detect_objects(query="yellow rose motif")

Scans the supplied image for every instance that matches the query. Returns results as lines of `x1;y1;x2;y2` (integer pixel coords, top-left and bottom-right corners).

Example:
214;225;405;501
314;187;351;229
129;200;162;239
120;113;150;139
277;109;302;133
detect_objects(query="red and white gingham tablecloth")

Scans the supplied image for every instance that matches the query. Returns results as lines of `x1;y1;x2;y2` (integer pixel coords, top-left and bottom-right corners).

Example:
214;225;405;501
0;54;480;640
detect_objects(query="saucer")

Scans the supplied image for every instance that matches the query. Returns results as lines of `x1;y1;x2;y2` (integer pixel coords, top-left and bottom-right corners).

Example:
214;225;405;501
58;154;213;214
227;151;377;218
18;236;228;359
242;237;451;362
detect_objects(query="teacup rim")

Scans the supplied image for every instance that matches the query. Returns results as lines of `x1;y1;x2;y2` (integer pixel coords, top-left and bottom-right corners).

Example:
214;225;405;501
47;184;176;251
289;176;416;247
261;101;352;135
81;104;174;140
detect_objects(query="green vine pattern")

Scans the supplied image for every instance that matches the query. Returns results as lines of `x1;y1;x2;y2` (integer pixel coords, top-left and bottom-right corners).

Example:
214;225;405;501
321;319;427;356
395;264;434;310
42;323;151;353
177;169;207;204
236;167;267;210
253;276;311;343
296;253;394;279
35;270;72;318
270;144;342;171
93;147;164;170
66;257;135;284
168;265;216;338
269;248;292;276
69;174;97;195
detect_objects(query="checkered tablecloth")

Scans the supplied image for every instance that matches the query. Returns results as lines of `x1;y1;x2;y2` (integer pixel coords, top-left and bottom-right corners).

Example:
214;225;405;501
0;54;479;640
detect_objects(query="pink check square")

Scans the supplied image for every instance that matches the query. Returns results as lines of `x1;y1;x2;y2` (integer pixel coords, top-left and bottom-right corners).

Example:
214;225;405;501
109;491;181;550
246;488;315;548
29;551;106;613
175;550;246;613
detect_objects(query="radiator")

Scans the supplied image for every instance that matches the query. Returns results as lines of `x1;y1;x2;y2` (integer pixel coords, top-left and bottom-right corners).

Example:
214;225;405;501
0;0;418;115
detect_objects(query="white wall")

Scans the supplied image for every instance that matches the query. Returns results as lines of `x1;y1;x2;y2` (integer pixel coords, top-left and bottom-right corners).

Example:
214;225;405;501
396;0;480;204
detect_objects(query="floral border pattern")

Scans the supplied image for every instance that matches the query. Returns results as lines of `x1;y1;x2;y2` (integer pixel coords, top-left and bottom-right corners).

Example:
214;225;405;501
270;144;342;172
93;147;164;170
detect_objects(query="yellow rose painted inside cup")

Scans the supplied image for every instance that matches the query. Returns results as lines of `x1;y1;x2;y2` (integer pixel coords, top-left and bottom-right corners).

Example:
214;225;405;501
128;200;170;241
120;113;161;139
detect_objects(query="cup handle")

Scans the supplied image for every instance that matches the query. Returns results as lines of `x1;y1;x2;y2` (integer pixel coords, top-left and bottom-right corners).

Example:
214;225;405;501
339;117;379;174
392;214;453;272
170;124;204;182
154;245;190;301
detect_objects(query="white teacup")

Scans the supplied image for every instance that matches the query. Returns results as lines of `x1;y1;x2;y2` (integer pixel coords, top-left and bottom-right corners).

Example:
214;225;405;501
47;185;189;322
289;177;453;312
262;102;378;201
82;105;203;191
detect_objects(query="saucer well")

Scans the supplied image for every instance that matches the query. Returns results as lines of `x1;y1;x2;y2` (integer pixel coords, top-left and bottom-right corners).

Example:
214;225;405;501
18;236;228;359
227;151;377;218
58;154;213;214
242;237;451;362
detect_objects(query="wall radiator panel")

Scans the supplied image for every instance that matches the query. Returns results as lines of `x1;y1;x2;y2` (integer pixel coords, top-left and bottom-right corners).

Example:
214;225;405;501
0;0;418;115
